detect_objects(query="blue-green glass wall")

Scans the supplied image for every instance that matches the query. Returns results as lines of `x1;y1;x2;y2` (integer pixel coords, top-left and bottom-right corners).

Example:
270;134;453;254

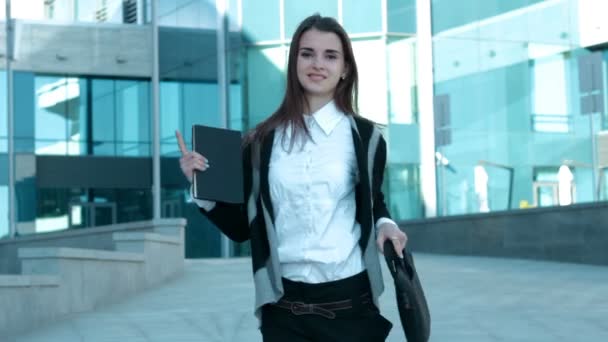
0;70;6;238
240;0;421;221
156;0;247;257
431;0;608;214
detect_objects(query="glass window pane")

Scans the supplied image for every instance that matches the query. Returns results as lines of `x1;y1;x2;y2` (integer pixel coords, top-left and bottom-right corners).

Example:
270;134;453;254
284;0;338;39
245;46;286;126
14;72;36;153
76;0;98;22
114;188;152;223
160;82;181;156
157;0;218;29
242;0;281;41
228;0;241;32
431;0;595;215
386;164;422;220
36;188;78;234
352;39;387;124
35;76;70;155
342;0;382;34
92;79;116;155
387;37;417;124
229;84;243;131
48;0;74;21
531;53;570;133
67;78;88;155
115;80;150;156
387;0;416;33
183;82;220;129
160;81;221;156
0;185;7;238
0;70;6;145
431;0;544;35
10;0;45;20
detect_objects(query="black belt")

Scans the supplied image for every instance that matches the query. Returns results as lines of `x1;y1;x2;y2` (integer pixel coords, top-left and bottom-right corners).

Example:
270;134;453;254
272;293;371;319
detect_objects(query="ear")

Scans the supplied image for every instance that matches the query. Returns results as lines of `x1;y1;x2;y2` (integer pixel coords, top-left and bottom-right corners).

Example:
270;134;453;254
341;64;350;80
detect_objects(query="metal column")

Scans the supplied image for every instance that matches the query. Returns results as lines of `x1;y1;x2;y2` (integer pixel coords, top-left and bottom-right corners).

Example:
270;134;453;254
416;0;437;217
151;0;161;220
6;0;16;237
217;0;231;258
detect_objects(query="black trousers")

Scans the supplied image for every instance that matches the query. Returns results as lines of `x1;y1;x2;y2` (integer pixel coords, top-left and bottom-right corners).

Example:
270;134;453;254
260;271;392;342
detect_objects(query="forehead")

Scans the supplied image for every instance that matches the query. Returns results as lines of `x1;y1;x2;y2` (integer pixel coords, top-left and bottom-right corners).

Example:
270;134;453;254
298;28;343;52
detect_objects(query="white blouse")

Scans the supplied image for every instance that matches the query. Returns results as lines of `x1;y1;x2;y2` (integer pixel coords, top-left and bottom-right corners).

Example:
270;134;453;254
193;101;396;283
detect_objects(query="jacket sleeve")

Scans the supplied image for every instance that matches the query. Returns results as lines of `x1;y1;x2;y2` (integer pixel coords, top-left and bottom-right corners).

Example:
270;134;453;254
197;142;252;242
372;136;392;224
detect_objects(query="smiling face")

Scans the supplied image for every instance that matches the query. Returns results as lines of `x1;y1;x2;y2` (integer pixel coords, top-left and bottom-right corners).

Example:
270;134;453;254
296;28;347;106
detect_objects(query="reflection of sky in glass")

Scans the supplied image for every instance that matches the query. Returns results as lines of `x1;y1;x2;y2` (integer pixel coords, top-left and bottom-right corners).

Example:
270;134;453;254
0;71;6;142
35;77;70;154
532;54;568;133
353;39;387;124
0;0;45;20
533;55;567;115
0;186;7;238
387;37;416;124
433;0;578;84
0;185;8;238
159;0;217;29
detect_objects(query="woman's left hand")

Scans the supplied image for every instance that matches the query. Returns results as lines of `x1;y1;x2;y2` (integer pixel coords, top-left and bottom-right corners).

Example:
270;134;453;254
376;223;408;258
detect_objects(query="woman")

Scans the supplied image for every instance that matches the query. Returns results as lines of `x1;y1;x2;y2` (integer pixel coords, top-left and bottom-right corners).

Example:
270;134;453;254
176;14;407;342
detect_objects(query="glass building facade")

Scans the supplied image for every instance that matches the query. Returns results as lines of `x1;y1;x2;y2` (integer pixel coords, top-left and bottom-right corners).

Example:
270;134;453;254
1;0;608;257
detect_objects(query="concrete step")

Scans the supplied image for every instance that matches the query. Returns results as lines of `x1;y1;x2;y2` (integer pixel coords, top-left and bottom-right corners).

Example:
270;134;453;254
0;219;186;336
0;274;62;335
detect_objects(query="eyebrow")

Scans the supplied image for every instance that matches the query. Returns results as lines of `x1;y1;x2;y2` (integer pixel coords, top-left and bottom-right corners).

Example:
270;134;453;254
299;47;343;55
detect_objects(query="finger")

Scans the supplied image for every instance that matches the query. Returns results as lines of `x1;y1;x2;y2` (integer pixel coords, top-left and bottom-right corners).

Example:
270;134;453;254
376;235;385;254
193;160;208;171
191;151;208;164
391;238;404;259
175;130;188;156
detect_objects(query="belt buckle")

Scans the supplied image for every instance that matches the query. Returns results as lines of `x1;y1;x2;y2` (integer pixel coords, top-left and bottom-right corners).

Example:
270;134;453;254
290;301;312;315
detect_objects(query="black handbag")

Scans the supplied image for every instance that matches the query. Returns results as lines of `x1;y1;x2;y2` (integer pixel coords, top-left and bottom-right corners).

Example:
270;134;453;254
383;240;431;342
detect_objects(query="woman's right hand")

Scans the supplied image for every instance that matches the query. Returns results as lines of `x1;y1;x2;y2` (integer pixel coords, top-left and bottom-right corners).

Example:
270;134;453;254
176;130;209;183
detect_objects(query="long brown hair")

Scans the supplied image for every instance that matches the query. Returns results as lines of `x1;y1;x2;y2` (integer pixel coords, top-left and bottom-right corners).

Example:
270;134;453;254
246;14;359;149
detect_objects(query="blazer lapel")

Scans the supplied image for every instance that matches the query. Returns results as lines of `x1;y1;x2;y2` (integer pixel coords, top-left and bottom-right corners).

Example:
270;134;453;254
348;116;366;180
259;129;275;224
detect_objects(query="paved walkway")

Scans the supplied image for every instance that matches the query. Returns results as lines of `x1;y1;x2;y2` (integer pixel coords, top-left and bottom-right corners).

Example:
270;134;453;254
7;254;608;342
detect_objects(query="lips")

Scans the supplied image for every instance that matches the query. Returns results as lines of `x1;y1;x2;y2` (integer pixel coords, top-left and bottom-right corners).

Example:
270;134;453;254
308;73;326;81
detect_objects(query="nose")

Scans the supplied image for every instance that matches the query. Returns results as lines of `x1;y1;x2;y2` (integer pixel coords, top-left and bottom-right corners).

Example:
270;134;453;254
311;55;323;69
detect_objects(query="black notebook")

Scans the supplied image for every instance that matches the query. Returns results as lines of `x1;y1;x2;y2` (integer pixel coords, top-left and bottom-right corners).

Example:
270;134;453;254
192;125;244;204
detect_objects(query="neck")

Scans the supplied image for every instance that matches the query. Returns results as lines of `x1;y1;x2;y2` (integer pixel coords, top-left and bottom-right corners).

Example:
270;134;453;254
305;95;333;115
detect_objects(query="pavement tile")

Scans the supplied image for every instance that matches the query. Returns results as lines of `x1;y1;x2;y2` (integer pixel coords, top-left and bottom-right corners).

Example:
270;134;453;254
8;254;608;342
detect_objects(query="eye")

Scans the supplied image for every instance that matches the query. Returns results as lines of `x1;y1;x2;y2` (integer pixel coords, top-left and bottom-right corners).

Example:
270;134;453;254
300;51;313;58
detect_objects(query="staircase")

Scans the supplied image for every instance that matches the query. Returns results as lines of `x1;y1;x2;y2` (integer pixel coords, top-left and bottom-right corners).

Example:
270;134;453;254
0;219;186;336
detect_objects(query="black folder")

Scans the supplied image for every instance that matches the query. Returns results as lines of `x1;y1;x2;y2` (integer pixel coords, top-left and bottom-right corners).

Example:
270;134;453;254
191;124;244;204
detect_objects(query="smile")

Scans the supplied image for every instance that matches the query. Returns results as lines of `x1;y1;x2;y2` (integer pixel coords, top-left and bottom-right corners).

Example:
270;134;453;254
308;74;326;81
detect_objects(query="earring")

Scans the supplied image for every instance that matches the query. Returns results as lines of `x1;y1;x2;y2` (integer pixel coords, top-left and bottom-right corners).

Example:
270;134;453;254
341;74;346;80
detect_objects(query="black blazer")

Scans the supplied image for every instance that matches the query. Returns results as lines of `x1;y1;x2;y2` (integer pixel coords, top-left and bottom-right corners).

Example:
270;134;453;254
199;114;392;315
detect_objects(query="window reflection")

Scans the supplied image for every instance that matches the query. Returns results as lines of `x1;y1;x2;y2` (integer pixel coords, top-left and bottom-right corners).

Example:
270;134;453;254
158;0;218;29
35;77;87;155
34;187;152;233
0;186;7;239
431;0;600;216
0;0;144;23
531;53;570;133
386;164;422;221
387;37;417;124
92;79;151;156
0;71;6;147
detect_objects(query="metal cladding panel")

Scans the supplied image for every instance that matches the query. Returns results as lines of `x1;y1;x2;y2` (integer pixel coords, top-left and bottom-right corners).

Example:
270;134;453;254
35;156;188;189
36;155;151;189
